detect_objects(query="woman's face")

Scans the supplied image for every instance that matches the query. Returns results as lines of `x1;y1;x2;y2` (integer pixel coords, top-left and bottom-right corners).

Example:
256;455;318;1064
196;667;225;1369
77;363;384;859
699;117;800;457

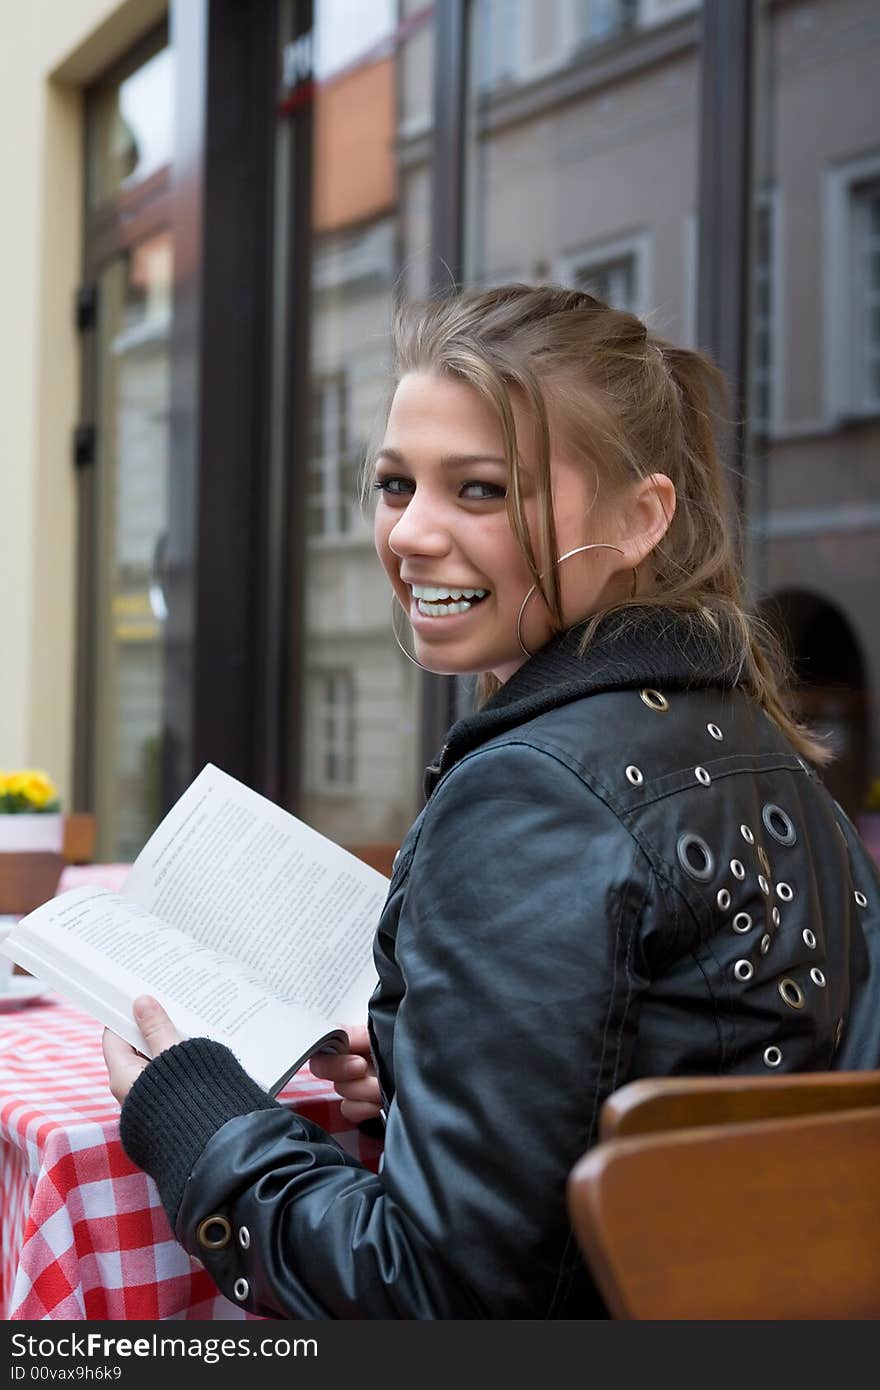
373;371;631;681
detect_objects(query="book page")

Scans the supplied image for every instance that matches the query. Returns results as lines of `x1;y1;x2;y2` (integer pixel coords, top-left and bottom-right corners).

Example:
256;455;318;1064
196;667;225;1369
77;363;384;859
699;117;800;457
1;886;346;1093
122;765;387;1024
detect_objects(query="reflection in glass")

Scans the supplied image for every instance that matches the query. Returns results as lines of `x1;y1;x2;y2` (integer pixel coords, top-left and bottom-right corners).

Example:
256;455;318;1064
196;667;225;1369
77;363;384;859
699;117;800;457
747;0;880;836
89;45;174;205
465;0;701;354
93;232;172;860
296;1;432;849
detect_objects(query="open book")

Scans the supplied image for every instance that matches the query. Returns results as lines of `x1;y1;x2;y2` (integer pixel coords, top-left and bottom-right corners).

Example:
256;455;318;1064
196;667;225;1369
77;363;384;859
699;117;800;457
0;765;390;1095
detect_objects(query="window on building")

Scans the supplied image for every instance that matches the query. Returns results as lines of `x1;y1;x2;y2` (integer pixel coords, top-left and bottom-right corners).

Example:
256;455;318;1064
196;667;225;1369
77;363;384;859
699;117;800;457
853;179;880;411
751;190;776;433
575;0;638;47
559;233;649;315
825;154;880;422
310;670;356;791
307;372;360;539
575;254;636;309
476;0;524;89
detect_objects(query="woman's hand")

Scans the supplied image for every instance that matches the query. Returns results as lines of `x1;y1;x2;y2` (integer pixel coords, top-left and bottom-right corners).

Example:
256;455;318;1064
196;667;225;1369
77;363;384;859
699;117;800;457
102;995;181;1105
309;1024;382;1123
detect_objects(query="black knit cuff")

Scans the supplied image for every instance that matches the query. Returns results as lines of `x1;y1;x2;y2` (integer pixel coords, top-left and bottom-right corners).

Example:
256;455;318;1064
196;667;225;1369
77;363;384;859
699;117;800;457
120;1038;278;1224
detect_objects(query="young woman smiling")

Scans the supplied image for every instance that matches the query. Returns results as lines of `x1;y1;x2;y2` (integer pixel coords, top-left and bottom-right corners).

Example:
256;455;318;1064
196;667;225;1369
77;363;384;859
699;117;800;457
104;285;880;1318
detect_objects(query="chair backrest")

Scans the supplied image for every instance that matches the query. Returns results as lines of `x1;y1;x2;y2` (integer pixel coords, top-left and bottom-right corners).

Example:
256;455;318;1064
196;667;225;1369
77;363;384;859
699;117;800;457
567;1105;880;1318
600;1069;880;1139
344;843;398;878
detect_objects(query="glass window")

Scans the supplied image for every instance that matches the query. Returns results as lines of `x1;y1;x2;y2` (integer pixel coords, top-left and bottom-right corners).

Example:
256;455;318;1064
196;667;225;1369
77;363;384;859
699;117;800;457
92;231;172;860
309;671;357;791
81;31;175;862
295;0;431;849
747;0;880;839
88;43;174;206
852;180;880;410
465;1;701;357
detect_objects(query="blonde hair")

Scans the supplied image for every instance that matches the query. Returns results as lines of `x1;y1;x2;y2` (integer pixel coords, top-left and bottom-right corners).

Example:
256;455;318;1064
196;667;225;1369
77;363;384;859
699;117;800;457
366;283;828;765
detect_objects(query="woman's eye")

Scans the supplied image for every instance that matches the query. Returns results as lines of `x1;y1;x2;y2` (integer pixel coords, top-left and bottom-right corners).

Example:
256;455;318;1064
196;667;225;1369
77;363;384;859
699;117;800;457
460;481;506;500
372;477;413;496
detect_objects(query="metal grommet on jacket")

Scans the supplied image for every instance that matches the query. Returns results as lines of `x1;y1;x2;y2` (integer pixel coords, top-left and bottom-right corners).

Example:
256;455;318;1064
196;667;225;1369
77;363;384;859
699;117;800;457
238;1226;251;1250
763;803;797;846
778;977;806;1010
233;1277;250;1302
196;1215;232;1250
677;832;714;882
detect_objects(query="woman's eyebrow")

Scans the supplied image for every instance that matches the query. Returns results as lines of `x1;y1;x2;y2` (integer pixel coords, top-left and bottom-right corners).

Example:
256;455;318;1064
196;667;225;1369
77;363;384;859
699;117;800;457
375;447;508;469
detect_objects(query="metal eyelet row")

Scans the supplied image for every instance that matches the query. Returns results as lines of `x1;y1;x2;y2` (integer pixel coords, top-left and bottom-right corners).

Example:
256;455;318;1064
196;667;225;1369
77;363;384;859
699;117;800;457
854;890;868;908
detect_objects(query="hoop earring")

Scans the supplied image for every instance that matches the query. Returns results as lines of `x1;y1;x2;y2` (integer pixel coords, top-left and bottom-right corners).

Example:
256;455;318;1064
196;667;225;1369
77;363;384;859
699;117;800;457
515;543;637;659
391;596;431;670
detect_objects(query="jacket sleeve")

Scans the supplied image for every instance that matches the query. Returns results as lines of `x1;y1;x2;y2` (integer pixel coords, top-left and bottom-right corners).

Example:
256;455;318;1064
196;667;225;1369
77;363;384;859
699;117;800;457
120;742;657;1318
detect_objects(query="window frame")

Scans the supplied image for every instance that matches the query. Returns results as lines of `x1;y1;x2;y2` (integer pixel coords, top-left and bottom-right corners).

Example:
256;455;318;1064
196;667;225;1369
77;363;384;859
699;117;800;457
307;667;357;795
823;150;880;424
555;230;653;318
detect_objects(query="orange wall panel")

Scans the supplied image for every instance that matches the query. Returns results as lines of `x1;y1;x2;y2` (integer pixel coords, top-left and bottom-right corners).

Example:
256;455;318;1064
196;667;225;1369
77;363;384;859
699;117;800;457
312;55;397;233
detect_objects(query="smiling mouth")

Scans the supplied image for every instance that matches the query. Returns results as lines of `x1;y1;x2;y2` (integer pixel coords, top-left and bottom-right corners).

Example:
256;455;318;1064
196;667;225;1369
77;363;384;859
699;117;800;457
411;591;490;617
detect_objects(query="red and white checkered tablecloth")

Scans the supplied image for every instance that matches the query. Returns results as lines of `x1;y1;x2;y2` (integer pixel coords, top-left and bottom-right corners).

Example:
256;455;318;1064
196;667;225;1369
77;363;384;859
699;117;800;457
0;997;383;1320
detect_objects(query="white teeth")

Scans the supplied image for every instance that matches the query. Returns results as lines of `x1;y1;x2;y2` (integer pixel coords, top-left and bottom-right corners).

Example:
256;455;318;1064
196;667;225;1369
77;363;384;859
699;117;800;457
417;599;476;617
411;584;488;601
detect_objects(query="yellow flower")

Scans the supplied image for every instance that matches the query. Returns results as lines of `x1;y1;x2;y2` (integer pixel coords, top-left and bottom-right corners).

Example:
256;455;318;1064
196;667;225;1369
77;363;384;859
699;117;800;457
1;768;58;809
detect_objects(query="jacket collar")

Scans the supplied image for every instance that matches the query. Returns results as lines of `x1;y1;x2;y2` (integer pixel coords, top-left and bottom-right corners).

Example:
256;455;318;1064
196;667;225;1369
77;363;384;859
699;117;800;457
423;607;744;800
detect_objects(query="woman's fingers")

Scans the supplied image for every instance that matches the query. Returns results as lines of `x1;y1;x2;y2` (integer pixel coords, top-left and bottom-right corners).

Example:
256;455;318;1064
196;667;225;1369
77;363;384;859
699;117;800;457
333;1075;382;1106
310;1051;368;1082
340;1097;383;1124
309;1028;382;1120
133;995;181;1056
343;1024;372;1059
102;1028;150;1105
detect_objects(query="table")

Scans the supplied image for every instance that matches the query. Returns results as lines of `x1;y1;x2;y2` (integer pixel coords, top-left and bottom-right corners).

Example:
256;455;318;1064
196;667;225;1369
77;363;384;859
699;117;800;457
0;997;382;1319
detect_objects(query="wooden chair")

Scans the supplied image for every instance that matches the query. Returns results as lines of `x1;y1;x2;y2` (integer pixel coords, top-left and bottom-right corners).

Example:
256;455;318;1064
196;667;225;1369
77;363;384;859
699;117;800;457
567;1103;880;1318
344;843;398;878
600;1069;880;1139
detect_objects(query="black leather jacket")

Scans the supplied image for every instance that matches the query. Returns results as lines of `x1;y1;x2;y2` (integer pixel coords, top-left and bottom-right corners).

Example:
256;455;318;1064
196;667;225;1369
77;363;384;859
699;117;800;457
120;613;880;1318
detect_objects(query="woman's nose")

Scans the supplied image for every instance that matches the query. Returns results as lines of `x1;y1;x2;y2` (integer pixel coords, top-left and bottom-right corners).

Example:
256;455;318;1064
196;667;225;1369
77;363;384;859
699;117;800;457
387;495;452;558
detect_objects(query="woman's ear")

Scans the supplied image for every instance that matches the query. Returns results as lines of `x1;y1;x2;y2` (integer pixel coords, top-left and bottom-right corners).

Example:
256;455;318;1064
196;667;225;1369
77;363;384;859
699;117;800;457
622;472;676;567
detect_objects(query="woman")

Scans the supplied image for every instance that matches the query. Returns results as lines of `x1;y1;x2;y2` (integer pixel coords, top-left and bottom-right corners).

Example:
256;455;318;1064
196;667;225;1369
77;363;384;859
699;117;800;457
104;285;880;1318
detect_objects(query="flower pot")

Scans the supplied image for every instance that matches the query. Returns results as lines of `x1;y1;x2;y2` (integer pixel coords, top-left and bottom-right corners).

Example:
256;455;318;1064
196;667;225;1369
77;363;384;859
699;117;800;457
0;813;64;854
